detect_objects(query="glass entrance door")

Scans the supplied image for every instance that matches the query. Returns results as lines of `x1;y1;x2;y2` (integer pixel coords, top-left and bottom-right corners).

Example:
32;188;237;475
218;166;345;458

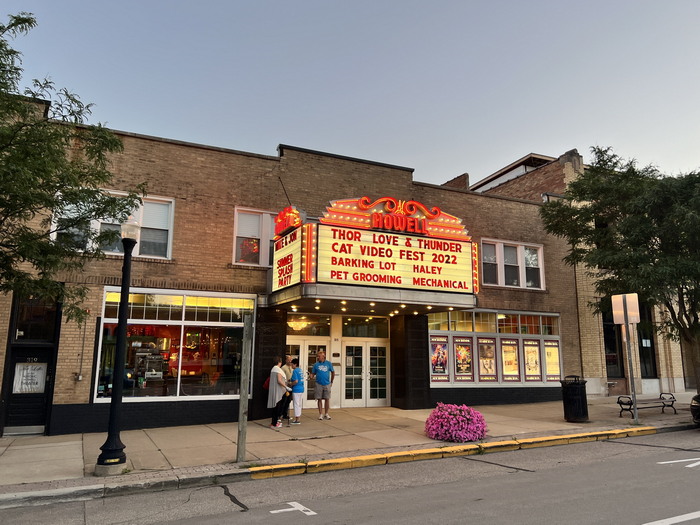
286;338;329;410
342;341;389;407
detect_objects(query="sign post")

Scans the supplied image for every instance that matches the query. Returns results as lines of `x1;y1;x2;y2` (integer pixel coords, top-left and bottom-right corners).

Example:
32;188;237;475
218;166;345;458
611;293;641;423
236;312;253;462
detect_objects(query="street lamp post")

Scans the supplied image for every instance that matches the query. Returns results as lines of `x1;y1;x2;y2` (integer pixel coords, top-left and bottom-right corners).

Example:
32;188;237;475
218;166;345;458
95;217;139;476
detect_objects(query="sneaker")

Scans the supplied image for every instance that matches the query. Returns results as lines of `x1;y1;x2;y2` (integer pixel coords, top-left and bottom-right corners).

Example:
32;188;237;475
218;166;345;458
275;421;283;428
318;415;324;420
324;414;332;420
270;424;280;430
291;420;301;425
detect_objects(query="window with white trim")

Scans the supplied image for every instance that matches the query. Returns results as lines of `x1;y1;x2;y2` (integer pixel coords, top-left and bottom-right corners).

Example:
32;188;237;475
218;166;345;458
101;197;174;258
53;194;174;259
481;241;544;290
233;209;275;266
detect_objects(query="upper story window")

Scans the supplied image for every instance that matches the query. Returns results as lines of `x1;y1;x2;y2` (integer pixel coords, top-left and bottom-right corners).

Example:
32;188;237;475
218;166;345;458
481;240;544;290
54;194;174;259
101;197;174;259
233;208;275;266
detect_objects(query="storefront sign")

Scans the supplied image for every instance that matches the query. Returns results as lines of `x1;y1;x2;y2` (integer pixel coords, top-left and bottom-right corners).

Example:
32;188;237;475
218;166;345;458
271;196;479;294
272;227;302;292
274;206;304;238
12;362;47;394
317;225;474;293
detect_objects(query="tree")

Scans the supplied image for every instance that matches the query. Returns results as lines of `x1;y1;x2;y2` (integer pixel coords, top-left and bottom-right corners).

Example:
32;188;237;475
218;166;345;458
0;13;144;322
540;146;700;391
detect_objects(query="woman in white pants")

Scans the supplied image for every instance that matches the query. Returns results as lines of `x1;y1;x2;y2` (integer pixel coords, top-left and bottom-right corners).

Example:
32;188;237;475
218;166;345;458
289;358;304;424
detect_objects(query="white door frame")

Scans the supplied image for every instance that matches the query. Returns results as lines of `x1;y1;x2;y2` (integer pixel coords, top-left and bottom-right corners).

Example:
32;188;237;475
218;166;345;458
286;337;331;410
340;339;390;408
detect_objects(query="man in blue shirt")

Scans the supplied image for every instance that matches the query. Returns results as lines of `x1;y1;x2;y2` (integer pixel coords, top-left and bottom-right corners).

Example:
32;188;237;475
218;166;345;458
311;351;335;420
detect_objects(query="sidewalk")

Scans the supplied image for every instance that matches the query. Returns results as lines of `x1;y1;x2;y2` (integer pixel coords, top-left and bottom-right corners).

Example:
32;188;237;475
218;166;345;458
0;393;696;508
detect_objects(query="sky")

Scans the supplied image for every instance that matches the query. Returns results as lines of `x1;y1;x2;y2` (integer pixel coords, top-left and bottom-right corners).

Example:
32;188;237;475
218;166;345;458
5;1;700;185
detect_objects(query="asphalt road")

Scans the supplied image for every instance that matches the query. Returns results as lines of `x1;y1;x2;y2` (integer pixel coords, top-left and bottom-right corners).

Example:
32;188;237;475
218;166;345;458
3;429;700;524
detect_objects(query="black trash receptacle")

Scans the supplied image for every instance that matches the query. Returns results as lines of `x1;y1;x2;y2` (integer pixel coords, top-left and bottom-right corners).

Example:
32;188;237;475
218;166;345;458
560;375;589;422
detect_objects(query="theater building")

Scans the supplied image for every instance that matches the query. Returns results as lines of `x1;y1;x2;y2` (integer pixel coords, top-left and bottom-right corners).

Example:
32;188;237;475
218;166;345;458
0;129;584;436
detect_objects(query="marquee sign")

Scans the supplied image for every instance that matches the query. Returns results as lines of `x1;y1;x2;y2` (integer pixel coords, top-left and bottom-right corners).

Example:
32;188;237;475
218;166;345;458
271;196;479;295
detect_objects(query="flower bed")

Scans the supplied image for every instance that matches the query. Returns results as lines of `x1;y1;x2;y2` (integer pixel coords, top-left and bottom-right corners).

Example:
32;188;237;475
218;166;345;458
425;402;487;442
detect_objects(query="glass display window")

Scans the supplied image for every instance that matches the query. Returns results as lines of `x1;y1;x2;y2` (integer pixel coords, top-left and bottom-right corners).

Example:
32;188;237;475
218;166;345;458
545;340;561;381
500;339;521;381
453;336;474;382
524;340;542;381
477;338;497;382
429;335;450;382
96;289;254;401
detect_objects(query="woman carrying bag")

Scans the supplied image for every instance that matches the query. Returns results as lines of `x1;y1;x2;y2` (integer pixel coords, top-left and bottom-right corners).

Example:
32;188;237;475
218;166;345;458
267;356;292;429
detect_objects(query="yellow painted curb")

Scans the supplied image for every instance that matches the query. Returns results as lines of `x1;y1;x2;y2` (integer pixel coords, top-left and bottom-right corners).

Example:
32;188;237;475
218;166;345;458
440;444;481;457
410;448;444;461
306;458;353;473
249;466;274;480
626;427;657;436
517;436;570;449
270;463;307;477
480;440;520;453
350;454;388;468
561;432;600;444
599;429;631;439
385;451;415;463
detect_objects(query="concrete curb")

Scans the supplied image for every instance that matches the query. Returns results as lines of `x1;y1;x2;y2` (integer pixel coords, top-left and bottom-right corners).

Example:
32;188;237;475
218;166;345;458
1;423;695;510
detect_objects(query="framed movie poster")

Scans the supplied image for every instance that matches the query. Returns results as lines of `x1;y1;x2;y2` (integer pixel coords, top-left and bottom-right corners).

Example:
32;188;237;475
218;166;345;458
477;338;497;382
453;337;473;382
500;339;520;382
524;340;542;381
430;335;450;382
545;340;561;381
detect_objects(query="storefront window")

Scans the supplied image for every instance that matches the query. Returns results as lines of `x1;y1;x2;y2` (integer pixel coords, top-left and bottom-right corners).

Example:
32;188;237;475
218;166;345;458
452;311;473;332
475;312;497;333
497;314;518;333
427;310;562;386
97;324;244;398
342;317;389;338
427;312;449;331
520;315;541;334
286;315;331;336
542;316;559;335
96;290;254;400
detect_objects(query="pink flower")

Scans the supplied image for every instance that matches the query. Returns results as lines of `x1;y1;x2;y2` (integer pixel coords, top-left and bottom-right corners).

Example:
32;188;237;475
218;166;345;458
425;402;487;442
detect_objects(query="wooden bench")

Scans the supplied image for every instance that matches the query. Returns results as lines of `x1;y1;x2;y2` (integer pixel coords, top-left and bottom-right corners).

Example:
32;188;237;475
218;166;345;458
617;393;677;417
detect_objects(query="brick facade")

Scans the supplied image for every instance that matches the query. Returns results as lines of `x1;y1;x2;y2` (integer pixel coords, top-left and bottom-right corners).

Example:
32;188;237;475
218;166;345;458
1;128;588;435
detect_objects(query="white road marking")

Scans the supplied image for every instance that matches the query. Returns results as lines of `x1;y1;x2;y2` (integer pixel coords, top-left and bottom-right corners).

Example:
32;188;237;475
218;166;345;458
657;457;700;468
270;501;317;516
643;510;700;524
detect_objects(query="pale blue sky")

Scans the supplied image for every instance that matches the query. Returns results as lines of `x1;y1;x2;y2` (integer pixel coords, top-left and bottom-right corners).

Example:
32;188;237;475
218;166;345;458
6;1;700;184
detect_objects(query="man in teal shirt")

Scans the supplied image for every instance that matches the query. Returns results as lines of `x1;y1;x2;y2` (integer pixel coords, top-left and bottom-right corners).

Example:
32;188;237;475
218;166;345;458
311;351;335;420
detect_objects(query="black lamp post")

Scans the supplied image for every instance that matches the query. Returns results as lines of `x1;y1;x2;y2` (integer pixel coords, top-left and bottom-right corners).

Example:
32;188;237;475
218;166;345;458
96;217;139;475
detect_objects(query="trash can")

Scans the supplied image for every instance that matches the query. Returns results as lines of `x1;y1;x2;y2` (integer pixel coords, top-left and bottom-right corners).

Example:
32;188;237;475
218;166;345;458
560;375;589;422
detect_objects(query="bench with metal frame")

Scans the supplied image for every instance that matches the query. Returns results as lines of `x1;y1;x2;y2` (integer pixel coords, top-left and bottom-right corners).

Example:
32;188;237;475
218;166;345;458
617;393;677;417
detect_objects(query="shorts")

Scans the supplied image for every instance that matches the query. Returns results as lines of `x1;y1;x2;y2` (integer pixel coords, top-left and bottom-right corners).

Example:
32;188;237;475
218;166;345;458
314;383;331;399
